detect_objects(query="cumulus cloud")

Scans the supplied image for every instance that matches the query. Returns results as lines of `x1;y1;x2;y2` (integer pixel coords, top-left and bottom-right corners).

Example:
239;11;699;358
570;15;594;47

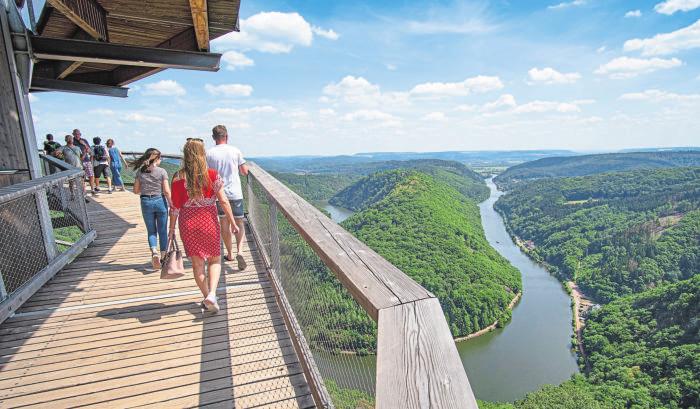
548;0;586;10
204;83;253;97
625;10;642;18
311;26;339;40
89;108;115;116
654;0;700;15
594;56;682;78
342;110;401;127
624;20;700;56
422;112;447;121
221;51;254;70
210;106;277;116
619;89;700;102
322;76;409;107
319;108;336;116
514;101;581;114
410;75;503;97
528;67;581;84
482;94;517;111
213;12;338;54
143;80;186;96
123;113;165;123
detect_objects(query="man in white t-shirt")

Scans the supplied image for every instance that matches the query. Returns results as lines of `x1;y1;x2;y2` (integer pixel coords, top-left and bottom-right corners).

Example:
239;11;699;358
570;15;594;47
206;125;249;270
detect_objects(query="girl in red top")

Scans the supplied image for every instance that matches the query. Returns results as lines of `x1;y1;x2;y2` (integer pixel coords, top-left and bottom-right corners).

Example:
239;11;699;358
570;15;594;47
169;139;238;313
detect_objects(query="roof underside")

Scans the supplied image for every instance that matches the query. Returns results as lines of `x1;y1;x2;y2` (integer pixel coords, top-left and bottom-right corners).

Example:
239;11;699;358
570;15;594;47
30;0;240;94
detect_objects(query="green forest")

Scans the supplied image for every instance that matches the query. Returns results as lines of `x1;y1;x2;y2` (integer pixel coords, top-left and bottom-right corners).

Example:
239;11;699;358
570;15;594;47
335;170;521;336
495;151;700;189
495;167;700;302
271;172;360;201
480;275;700;409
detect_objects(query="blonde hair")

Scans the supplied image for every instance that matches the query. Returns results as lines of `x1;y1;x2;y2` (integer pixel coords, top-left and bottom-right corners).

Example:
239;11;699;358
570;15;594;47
179;140;210;199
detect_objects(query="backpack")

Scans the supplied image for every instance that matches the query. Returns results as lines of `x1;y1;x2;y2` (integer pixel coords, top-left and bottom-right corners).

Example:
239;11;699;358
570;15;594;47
93;145;108;161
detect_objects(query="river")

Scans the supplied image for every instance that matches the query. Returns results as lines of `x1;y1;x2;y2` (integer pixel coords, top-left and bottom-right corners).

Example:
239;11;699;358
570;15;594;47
321;179;579;402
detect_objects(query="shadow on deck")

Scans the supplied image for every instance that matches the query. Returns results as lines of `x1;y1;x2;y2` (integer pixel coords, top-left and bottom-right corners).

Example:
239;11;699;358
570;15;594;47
0;192;314;408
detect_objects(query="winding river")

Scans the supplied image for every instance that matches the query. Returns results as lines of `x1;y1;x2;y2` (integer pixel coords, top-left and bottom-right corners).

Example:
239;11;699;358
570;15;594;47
321;178;579;402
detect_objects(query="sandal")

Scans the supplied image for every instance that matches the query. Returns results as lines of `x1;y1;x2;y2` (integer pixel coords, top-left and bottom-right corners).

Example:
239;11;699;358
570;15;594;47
223;255;235;262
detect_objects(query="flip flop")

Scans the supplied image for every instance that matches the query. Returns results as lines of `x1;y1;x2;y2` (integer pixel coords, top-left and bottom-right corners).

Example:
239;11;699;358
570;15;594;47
223;255;235;262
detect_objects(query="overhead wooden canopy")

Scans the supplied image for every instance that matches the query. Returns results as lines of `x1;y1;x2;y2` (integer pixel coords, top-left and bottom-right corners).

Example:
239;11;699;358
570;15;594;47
29;0;241;97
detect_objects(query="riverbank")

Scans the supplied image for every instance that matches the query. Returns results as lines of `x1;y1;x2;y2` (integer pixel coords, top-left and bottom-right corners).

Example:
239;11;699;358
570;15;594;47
567;281;593;365
454;291;522;342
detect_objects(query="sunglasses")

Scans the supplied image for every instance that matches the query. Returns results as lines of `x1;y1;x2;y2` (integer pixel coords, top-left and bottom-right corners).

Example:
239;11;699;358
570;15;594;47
187;138;204;143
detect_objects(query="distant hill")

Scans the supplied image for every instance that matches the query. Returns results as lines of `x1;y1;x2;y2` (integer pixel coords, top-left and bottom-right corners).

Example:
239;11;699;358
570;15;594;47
336;170;521;336
253;149;578;172
329;159;489;205
495;151;700;188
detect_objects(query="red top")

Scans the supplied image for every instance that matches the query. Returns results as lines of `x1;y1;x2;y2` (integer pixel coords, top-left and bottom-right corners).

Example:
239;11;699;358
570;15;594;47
171;169;221;212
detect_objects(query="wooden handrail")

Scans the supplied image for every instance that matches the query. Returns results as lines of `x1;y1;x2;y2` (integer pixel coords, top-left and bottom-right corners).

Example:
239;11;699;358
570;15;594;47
247;162;478;408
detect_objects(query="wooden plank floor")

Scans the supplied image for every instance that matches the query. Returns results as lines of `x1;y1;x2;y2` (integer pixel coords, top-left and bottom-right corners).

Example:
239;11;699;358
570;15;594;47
0;192;314;409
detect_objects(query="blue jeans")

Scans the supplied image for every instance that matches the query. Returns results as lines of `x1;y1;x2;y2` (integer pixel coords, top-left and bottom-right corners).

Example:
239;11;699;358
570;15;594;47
140;196;168;251
111;164;124;187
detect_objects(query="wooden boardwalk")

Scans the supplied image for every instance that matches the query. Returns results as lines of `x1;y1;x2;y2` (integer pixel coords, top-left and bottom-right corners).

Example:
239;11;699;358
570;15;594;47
0;192;314;408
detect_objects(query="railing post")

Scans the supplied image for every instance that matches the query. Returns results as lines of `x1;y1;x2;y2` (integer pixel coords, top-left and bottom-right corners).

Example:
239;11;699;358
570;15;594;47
35;189;58;261
0;271;7;301
268;198;281;277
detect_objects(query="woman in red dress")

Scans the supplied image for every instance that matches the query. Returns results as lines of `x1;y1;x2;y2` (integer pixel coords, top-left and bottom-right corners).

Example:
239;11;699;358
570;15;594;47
168;139;238;313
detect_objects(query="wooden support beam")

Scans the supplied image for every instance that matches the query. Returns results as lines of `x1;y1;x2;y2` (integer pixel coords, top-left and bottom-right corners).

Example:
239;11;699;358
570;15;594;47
30;77;128;97
189;0;210;51
30;35;221;71
55;60;82;79
45;0;109;41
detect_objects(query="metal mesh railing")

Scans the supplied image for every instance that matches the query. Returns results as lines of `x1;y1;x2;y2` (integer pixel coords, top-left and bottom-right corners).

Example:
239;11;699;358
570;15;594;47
247;175;377;409
0;156;94;313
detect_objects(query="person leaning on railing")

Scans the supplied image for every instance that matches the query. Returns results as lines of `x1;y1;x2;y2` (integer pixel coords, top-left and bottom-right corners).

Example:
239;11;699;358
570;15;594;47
168;139;238;314
131;149;172;271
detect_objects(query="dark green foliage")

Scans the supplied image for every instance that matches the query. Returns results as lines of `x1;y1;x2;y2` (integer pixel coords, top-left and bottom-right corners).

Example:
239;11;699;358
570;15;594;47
495;151;700;189
338;170;521;336
495;167;700;302
325;379;374;409
581;275;700;408
331;160;488;208
512;376;605;409
271;172;361;202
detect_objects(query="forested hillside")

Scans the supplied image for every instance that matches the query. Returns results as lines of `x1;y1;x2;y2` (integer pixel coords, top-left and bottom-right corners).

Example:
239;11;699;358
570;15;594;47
495;167;700;302
331;159;488;206
495;151;700;188
336;170;521;336
484;275;700;408
271;172;360;201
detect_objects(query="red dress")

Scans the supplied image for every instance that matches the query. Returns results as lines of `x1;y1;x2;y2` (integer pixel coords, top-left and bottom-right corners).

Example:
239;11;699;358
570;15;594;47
171;169;223;258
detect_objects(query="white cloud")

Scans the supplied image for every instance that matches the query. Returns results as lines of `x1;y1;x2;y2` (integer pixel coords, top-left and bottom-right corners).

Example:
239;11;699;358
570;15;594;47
123;113;165;123
311;26;339;40
28;93;38;103
221;51;254;70
319;108;336;116
204;83;253;97
210;106;277;116
625;10;642;18
594;56;682;78
406;19;495;34
89;108;115;116
528;67;581;84
548;0;585;10
654;0;700;15
455;104;478;112
619;89;700;102
342;110;401;127
322;76;409;107
422;112;447;121
213;12;338;54
572;99;597;105
597;46;607;54
483;94;517;111
386;63;397;71
410;75;503;97
514;101;581;114
143;80;186;96
624;20;700;56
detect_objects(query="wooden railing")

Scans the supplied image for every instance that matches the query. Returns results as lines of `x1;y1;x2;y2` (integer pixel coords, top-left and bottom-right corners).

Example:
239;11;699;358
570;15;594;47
247;163;478;409
112;152;478;408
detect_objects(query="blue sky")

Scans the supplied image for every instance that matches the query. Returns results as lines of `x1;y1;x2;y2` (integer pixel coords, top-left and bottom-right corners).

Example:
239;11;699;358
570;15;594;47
30;0;700;156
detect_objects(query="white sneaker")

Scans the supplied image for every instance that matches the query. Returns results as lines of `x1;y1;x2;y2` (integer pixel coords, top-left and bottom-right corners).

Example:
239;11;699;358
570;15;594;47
203;295;220;314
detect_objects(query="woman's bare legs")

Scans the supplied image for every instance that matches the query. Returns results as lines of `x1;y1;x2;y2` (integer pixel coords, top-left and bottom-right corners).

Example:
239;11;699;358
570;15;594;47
191;256;209;298
203;256;222;312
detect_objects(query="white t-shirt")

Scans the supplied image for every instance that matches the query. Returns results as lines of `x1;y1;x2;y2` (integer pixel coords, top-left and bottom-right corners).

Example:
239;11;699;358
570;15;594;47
206;144;246;200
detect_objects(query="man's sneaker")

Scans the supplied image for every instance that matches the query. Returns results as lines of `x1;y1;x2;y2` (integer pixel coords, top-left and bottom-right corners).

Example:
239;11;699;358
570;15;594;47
95;187;101;192
203;295;220;314
236;254;247;271
107;190;113;194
